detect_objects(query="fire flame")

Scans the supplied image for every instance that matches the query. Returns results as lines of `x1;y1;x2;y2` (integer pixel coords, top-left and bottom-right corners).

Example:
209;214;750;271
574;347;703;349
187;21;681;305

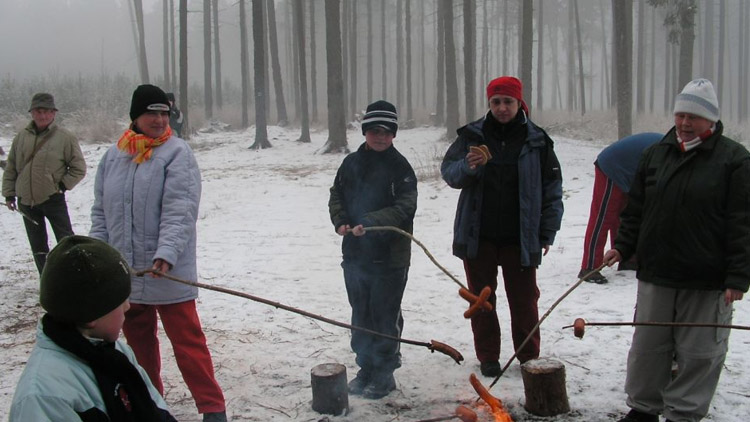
468;373;514;422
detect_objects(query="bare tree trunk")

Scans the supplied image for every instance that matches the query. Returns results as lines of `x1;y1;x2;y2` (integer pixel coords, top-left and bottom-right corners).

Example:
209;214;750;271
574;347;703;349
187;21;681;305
179;0;188;136
239;0;249;129
290;1;300;119
293;0;311;143
266;0;288;126
381;0;387;99
212;0;223;109
502;0;509;75
349;1;358;119
436;0;445;126
250;0;271;149
739;1;748;121
567;1;576;110
574;0;585;115
341;0;349;118
702;0;714;81
549;13;561;109
322;0;348;153
717;0;726;103
170;0;177;90
536;0;544;111
310;1;318;123
649;5;655;112
405;0;413;122
600;0;611;109
664;37;671;114
441;0;459;139
396;0;404;107
481;0;489;96
163;0;170;90
367;1;373;102
635;0;645;114
134;0;150;83
613;0;633;138
203;0;213;119
520;0;533;104
677;0;696;90
420;0;427;108
464;0;477;121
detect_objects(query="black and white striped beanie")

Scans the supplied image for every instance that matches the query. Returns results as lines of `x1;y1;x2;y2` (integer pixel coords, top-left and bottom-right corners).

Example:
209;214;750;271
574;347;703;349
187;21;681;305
361;100;398;136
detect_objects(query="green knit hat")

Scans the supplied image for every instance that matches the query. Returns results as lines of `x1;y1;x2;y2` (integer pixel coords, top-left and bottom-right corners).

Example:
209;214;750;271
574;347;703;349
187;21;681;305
40;236;132;324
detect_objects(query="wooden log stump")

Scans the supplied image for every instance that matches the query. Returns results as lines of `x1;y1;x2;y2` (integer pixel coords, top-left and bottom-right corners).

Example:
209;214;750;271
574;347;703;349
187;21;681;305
521;358;571;416
311;363;349;416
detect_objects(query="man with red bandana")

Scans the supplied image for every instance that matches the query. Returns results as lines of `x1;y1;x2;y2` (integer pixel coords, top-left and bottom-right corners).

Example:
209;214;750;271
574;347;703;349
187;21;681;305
441;76;563;377
604;79;750;422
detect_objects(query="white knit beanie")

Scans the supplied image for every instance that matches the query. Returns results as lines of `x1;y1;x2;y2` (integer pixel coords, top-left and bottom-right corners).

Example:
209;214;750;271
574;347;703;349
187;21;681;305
673;78;720;122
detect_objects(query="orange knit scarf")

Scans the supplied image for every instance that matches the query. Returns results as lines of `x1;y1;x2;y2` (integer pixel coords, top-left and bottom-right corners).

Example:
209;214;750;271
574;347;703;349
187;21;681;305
117;125;173;163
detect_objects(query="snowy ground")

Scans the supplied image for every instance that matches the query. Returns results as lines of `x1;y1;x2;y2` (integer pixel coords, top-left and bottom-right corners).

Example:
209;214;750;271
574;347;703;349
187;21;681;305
1;125;749;421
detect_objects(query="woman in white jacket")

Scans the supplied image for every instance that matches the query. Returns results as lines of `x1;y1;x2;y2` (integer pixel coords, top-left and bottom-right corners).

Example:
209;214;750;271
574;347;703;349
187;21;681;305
90;85;226;422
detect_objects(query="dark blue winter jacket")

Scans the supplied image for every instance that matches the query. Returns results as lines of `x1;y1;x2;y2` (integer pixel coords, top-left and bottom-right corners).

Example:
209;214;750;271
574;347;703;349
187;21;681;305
441;112;563;267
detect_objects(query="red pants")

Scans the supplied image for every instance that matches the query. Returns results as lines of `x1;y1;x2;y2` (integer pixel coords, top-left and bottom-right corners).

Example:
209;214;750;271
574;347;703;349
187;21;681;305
581;166;628;270
463;242;540;364
123;300;226;413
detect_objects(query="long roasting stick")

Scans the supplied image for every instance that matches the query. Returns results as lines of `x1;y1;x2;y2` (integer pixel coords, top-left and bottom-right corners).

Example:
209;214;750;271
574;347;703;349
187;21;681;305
565;318;750;339
485;264;607;391
135;268;464;364
360;226;492;314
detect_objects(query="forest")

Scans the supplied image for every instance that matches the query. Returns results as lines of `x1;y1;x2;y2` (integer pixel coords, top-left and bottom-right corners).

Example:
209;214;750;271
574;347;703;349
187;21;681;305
0;0;749;147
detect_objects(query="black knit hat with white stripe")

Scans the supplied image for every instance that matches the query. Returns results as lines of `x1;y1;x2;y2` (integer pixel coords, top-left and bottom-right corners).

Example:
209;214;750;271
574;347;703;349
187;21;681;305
361;100;398;136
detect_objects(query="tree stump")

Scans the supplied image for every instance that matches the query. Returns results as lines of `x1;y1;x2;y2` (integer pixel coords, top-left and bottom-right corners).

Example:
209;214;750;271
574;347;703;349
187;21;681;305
521;358;571;416
311;363;349;416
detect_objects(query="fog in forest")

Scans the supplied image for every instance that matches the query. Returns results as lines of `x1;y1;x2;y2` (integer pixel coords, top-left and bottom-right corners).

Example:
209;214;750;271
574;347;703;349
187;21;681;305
0;0;748;142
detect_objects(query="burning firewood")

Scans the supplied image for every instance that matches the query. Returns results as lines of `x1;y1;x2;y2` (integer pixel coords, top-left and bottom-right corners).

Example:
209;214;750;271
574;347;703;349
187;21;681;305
469;373;514;422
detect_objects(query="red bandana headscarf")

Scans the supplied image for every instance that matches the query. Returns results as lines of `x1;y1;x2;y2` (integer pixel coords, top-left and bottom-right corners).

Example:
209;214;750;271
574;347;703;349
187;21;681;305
117;124;172;163
486;76;530;116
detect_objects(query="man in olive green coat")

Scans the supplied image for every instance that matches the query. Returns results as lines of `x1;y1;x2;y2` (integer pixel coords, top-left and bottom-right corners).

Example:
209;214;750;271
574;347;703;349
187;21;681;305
2;93;86;274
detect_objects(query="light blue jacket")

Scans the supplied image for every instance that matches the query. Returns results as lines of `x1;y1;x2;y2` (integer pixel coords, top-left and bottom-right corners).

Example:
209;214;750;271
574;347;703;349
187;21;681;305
9;323;169;421
90;136;201;304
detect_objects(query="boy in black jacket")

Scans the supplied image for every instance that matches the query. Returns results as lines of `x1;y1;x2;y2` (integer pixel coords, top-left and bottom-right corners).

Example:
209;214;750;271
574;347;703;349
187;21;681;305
328;100;418;399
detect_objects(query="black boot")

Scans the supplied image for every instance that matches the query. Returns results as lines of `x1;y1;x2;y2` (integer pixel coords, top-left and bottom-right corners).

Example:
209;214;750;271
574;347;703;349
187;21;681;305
480;361;501;377
616;409;658;422
348;369;371;395
362;372;396;399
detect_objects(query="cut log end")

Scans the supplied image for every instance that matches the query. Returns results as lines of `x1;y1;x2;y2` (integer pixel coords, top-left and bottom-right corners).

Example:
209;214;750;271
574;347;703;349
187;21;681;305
311;363;349;416
521;358;571;416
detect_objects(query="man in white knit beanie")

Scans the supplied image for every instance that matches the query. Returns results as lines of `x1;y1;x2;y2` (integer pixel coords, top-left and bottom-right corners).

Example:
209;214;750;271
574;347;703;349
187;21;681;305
603;78;750;422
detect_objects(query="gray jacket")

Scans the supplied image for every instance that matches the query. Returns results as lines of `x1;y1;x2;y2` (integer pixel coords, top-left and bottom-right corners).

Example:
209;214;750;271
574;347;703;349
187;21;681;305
90;136;201;304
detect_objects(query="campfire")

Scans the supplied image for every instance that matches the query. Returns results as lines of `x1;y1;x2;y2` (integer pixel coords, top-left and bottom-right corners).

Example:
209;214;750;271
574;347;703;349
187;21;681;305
470;373;514;422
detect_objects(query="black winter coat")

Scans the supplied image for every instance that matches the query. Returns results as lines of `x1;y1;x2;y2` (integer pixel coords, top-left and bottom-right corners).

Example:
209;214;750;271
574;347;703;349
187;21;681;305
328;143;418;269
615;122;750;292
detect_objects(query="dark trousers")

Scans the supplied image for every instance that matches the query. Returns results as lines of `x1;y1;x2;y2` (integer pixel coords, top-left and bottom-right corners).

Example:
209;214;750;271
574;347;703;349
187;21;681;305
581;166;628;270
18;193;74;274
343;262;408;374
463;241;540;364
